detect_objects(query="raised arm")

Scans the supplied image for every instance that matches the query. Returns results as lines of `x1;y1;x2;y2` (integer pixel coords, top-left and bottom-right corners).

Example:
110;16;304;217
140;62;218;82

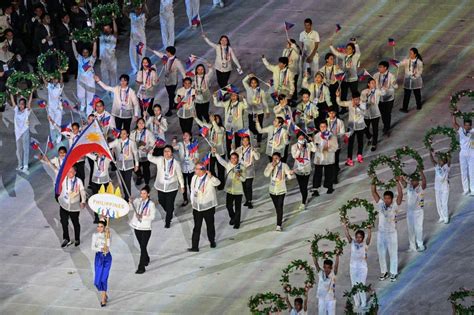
230;47;242;70
112;18;118;38
334;253;340;275
27;92;33;109
366;227;372;246
451;113;460;130
371;184;380;203
9;93;17;107
92;41;98;59
343;224;352;243
312;255;321;273
202;34;217;49
420;170;427;190
429;149;437;166
396;180;403;206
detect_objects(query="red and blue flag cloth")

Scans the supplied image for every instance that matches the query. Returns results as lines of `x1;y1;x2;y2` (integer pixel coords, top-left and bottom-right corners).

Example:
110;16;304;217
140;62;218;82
191;15;201;26
30;139;40;150
336;24;341;33
100;115;111;127
161;55;169;65
186;54;198;69
47;136;55;149
358;69;372;82
199;126;209;137
185;70;195;77
388;38;396;46
155;137;166;147
82;61;91;72
136;42;145;55
226;85;240;94
61;123;72;133
37;100;47;108
62;99;73;110
389;58;400;67
90;95;101;110
141;98;152;110
111;128;121;138
201;152;211;166
188;139;199;154
336;45;346;53
289;122;301;134
284;21;295;31
236;128;250;138
226;129;234;140
335;72;345;81
54;120;114;195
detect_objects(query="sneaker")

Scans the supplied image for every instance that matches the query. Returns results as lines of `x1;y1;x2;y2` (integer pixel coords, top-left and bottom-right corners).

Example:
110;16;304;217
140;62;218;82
443;218;449;224
210;242;217;248
438;218;444;223
312;190;320;197
379;272;389;281
16;166;22;171
298;203;305;211
371;145;377;152
135;269;146;274
276;225;282;232
327;188;334;194
357;154;363;163
164;223;171;229
406;247;416;252
247;202;253;209
417;245;425;252
399;109;409;113
61;239;73;248
243;201;250;207
74;240;80;247
345;158;354;166
21;167;30;174
187;248;199;252
390;274;398;282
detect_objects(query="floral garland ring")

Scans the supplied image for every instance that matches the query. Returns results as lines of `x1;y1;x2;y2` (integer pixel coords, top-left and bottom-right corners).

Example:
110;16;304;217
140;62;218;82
448;288;474;314
6;71;40;97
248;292;287;315
395;146;424;180
37;49;69;81
344;283;379;315
280;259;315;297
423;126;459;159
310;231;346;259
449;89;474;121
367;155;402;190
339;198;377;231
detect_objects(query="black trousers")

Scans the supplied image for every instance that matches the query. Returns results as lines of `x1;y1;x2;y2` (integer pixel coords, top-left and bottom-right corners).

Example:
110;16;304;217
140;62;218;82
179;117;194;134
347;129;364;159
296;174;310;204
402;88;422;110
216;70;231;88
313;164;334;190
191;208;216;249
328;82;339;112
340;80;359;101
334;149;341;181
182;172;194;202
226;193;242;227
364;117;380;146
378;100;394;133
135;161;151;185
165;84;177;112
60;207;80;242
88;157;95;187
226;134;241;158
270;194;285;226
114;117;132;133
134;229;151;270
242;178;253;202
210;155;226;189
248;113;264;143
75;160;86;185
119;169;133;201
196;102;210;122
158;190;178;225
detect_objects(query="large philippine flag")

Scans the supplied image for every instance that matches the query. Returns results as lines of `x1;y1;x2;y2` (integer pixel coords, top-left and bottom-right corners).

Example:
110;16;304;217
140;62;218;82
54;120;113;195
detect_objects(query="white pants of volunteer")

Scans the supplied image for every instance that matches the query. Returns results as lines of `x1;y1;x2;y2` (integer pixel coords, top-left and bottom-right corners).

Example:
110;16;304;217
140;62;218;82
160;10;175;48
48;108;62;144
377;231;398;275
435;186;449;221
100;56;117;87
350;265;368;307
407;209;424;250
303;53;319;76
459;151;474;194
77;76;95;116
318;299;335;315
16;131;30;169
129;35;146;74
185;0;199;26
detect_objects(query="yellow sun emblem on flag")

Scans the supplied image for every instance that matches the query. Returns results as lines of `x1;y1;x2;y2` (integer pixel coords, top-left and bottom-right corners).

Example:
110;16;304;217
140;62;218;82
85;132;101;142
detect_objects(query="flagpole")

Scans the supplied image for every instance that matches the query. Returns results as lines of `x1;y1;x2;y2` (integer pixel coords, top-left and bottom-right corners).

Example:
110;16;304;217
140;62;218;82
44;136;50;156
285;28;290;41
70;111;74;124
199;19;204;34
252;75;272;87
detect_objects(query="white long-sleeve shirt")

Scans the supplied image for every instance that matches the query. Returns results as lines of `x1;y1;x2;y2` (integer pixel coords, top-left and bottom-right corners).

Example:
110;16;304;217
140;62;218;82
233;145;260;178
190;173;221;211
97;82;140;119
91;232;110;252
136;68;159;99
257;124;289;156
242;75;269;115
151;51;186;86
215;154;246;195
302;79;332;106
109;138;139;171
58;176;86;212
174;87;196;119
264;162;294;195
194;117;226;156
373;71;398;102
360;88;384;119
213;96;248;131
203;36;241;72
336;98;367;131
129;198;156;230
262;57;295;97
313;132;339;165
147;155;185;192
87;154;111;184
400;57;423;90
146;115;168;141
175;141;199;174
291;141;315;175
330;43;361;82
130;128;156;162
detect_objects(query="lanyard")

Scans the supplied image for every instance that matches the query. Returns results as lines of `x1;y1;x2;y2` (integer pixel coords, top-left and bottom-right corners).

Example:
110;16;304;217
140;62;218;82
121;87;130;105
409;58;418;73
243;146;251;162
120;139;130;155
139;199;150;215
329;119;338;134
272;162;283;180
164;158;174;175
379;73;388;88
96;156;106;172
272;127;283;146
66;177;77;192
195;74;206;91
167;57;175;72
196;174;207;192
220;45;229;61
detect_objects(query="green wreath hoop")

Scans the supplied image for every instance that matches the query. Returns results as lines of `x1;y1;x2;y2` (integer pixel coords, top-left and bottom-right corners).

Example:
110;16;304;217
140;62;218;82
248;292;288;315
339;198;377;230
310;231;346;259
448;288;474;314
395;146;424;180
124;0;144;9
367;155;402;190
37;49;69;81
92;2;121;28
344;283;379;315
423;126;459;160
280;259;315;297
449;89;474;121
6;71;41;97
72;28;100;43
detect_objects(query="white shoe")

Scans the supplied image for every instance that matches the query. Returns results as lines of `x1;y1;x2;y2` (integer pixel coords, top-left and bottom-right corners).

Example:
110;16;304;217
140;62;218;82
443;218;449;224
16;166;22;171
21;167;30;175
298;204;305;211
438;218;444;223
417;245;425;252
276;225;282;232
462;191;469;195
219;1;224;7
406;247;416;252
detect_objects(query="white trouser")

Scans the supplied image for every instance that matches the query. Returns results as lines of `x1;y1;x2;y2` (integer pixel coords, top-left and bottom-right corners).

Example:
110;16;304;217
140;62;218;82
160;12;175;48
213;0;223;5
100;56;117;87
48;108;62;143
377;231;398;275
303;53;319;76
129;34;146;73
185;0;200;26
16;130;30;169
435;186;449;221
318;299;336;315
350;265;368;307
459;151;474;194
407;209;424;249
77;76;95;116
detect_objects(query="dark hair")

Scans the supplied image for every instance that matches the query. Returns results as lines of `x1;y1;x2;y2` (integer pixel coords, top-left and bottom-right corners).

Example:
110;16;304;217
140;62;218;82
195;64;206;76
241;135;250;142
95;100;104;107
319;120;328;127
367;78;375;86
346;43;356;54
119;74;130;83
325;52;335;61
272;152;281;158
378;61;389;69
294;297;303;305
300;88;311;96
214;114;224;128
323;259;333;266
355;230;365;239
219;35;230;46
140;57;154;71
230;152;239;159
88;114;95;119
276;117;284;126
183;77;192;84
304;18;312;25
98;220;107;227
163;144;173;152
166;46;176;55
410;47;423;62
464;119;472;125
40;13;50;21
58;146;67;153
183;131;192;138
3;28;14;36
277;94;287;101
383;191;394;199
121;129;129;135
328;106;337;113
249;77;259;86
141;185;150;194
352;91;361;98
136;117;146;126
278;57;289;67
153;104;162;110
71;122;80;129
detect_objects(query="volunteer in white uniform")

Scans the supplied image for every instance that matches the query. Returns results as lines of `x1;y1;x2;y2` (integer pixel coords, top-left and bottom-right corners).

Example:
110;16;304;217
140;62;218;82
10;93;32;174
46;75;64;144
128;6;147;74
452;115;473;195
299;18;320;76
313;254;340;315
160;0;175;48
72;41;97;115
429;150;451;223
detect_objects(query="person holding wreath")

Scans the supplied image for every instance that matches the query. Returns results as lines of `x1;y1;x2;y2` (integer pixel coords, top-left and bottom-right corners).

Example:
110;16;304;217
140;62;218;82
72;40;97;115
371;178;403;282
44;73;64;145
313;253;340;315
343;224;372;309
99;18;118;87
429;149;451;224
285;288;308;315
452;114;473;196
10;93;32;174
